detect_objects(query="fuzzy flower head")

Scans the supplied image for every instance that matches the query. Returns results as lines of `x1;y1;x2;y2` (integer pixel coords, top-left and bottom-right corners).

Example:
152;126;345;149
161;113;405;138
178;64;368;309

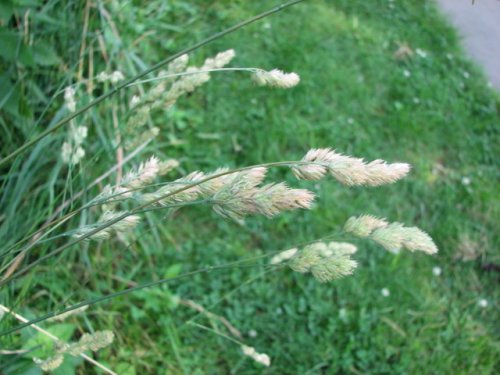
293;148;410;186
344;215;388;237
61;124;87;165
288;241;357;282
110;71;125;83
253;69;300;88
123;156;161;189
158;159;180;176
197;167;314;220
33;354;64;372
203;49;236;69
370;223;406;254
167;54;189;74
345;215;438;255
270;248;298;265
73;211;140;241
66;330;114;356
142;171;204;206
71;126;88;145
292;148;334;180
241;345;271;367
64;87;76;112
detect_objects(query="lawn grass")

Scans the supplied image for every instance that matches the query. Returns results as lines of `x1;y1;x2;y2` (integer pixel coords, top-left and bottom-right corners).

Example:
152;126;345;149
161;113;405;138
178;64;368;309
1;0;499;374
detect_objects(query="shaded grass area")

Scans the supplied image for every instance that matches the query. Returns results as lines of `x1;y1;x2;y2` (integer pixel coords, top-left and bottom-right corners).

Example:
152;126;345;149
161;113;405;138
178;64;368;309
1;0;499;374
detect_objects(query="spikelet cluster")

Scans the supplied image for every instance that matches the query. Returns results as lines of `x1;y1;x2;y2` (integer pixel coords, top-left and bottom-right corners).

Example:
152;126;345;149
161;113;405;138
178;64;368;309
140;171;204;206
292;148;410;186
206;168;314;220
61;87;88;165
33;355;64;372
252;69;300;88
141;167;314;220
125;50;235;147
97;70;125;84
73;211;140;241
97;156;178;205
285;241;358;282
241;345;271;367
270;248;298;265
33;331;114;372
344;215;438;254
64;331;115;356
64;87;76;112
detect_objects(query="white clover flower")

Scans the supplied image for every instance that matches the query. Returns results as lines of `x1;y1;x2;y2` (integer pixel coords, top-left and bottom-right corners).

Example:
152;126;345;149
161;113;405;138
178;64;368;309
463;71;470;79
432;266;442;277
403;69;411;78
381;288;390;297
478;299;488;308
253;69;300;88
461;176;471;186
248;329;257;338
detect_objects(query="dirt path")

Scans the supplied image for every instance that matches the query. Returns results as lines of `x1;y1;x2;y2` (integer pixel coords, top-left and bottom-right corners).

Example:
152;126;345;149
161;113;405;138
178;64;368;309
437;0;500;90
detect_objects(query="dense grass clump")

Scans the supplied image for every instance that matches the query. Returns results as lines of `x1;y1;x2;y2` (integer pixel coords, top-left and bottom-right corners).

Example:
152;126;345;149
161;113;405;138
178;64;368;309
1;0;498;374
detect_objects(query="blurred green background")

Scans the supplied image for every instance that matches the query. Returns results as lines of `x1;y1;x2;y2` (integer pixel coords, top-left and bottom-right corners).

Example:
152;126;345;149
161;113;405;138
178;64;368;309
0;0;498;374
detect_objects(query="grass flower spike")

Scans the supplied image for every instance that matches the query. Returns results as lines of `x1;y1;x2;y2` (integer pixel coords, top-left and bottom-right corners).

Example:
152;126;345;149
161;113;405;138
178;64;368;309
345;215;438;254
73;211;141;241
344;215;389;237
33;355;64;372
293;148;410;186
253;68;300;88
287;241;358;282
65;331;115;356
270;248;298;264
242;345;271;367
